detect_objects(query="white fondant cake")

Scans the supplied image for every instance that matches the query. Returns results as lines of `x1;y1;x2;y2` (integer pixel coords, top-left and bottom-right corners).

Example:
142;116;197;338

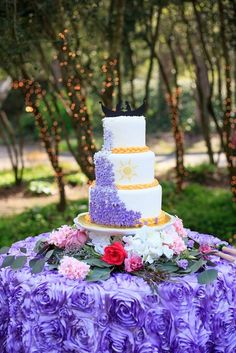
89;111;163;227
103;116;146;147
107;150;155;185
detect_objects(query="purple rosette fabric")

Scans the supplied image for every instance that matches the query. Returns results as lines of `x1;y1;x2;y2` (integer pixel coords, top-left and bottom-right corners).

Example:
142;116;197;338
0;231;236;353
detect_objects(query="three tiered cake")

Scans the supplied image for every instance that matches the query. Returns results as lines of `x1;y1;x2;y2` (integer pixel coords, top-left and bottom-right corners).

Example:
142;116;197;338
88;101;169;228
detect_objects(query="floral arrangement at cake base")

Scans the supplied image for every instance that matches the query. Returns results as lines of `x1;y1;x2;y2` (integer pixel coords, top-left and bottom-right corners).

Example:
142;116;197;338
2;216;235;286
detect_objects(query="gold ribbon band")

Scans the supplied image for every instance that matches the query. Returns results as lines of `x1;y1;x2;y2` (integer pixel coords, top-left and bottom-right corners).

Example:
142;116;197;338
116;179;159;190
91;179;159;190
112;146;150;154
86;210;170;228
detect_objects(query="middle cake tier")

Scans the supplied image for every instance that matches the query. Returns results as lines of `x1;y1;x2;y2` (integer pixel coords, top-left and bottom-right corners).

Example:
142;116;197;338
106;150;155;185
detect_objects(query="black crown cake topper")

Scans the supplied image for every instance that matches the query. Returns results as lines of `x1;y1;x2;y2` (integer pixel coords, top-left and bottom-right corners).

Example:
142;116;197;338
99;100;146;117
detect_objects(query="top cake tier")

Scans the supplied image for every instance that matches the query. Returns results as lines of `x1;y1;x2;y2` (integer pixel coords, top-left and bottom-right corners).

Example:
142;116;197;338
103;115;146;149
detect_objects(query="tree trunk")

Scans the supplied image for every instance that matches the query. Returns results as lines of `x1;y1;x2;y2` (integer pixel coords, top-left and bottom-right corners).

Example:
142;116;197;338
218;0;236;201
0;110;24;186
57;172;66;212
144;6;162;109
102;0;126;107
156;53;185;192
195;55;215;164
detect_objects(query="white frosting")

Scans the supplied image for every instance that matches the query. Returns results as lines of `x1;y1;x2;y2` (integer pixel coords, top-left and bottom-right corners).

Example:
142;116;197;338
103;115;146;148
107;151;155;185
117;185;162;218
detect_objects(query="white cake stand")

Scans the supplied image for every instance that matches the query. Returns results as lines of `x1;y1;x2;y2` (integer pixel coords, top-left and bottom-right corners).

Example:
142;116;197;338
74;211;175;236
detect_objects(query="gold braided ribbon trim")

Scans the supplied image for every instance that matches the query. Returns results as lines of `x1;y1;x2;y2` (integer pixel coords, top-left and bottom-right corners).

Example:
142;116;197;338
91;179;159;190
112;146;150;154
137;211;168;227
116;179;159;190
85;210;170;228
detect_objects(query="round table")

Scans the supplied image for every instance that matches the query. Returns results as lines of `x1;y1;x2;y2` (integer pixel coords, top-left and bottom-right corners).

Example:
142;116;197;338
0;230;236;353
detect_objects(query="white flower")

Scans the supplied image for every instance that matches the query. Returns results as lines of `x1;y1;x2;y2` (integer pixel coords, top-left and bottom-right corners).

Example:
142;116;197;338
123;226;175;264
88;233;111;254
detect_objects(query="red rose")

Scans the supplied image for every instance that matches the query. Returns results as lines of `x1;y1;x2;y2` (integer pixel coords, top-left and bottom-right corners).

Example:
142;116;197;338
101;242;127;265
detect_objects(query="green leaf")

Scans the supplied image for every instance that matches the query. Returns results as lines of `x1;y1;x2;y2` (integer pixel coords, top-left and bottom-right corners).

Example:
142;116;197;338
30;258;46;274
206;260;217;267
11;256;27;269
20;247;27;254
45;249;54;260
156;263;179;273
0;246;10;254
189;259;206;273
34;239;49;253
197;269;218;284
86;267;112;282
83;258;112;268
1;255;15;268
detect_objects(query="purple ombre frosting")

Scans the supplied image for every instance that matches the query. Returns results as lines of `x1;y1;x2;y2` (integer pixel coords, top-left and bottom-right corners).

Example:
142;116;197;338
90;151;141;227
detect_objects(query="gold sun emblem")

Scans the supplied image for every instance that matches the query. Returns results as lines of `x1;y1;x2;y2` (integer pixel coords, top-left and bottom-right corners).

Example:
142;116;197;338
117;160;137;182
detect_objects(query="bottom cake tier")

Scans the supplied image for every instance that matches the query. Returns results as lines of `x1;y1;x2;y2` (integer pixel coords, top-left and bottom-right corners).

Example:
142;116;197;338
89;184;162;227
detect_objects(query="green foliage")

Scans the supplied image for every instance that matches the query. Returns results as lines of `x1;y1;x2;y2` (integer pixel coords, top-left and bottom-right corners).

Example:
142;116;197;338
197;269;218;284
27;181;54;195
162;182;236;242
64;173;88;186
0;183;235;248
0;164;83;189
0;199;88;247
186;163;217;183
0;165;55;188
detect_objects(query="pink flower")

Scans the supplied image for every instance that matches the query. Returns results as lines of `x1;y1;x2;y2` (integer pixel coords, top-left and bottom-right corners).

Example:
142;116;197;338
65;229;87;249
58;256;90;280
173;217;187;237
170;234;187;255
199;244;212;254
48;225;87;249
124;254;143;273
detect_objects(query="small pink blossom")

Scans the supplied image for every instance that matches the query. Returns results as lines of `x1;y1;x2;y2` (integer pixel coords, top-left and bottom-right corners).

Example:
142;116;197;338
65;229;87;249
124;254;143;273
173;217;187;237
170;234;187;255
48;225;87;249
58;256;90;280
199;244;212;254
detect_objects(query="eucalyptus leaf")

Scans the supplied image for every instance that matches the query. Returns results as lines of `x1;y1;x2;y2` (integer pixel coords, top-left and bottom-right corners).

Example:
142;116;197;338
34;239;49;253
29;258;38;267
156;264;178;273
189;259;206;273
206;260;217;267
11;256;27;269
86;267;112;282
197;269;218;284
0;246;10;254
1;255;15;268
45;249;54;260
83;258;112;268
30;258;46;274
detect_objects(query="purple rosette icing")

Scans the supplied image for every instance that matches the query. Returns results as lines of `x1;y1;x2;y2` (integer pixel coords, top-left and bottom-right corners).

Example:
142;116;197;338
90;151;141;226
0;231;236;352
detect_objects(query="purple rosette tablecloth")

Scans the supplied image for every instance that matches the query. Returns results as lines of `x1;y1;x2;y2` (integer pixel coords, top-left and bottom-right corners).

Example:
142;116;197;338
0;231;236;353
